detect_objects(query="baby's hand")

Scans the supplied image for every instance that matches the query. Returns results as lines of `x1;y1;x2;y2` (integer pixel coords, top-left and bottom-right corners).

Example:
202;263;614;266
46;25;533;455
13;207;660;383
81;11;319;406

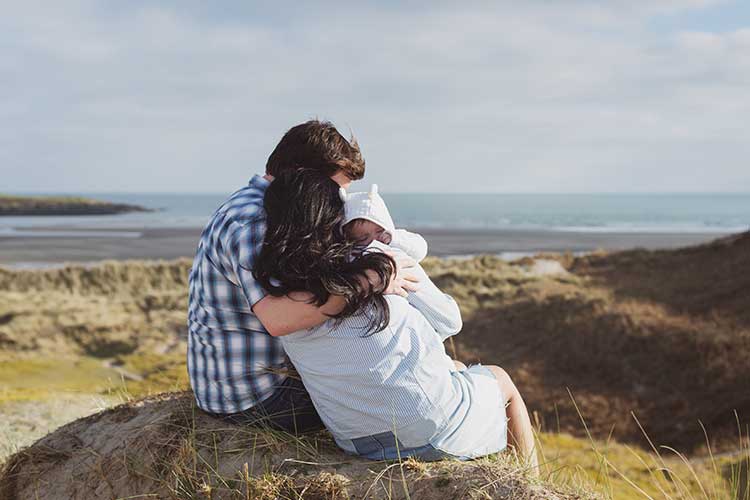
377;231;392;245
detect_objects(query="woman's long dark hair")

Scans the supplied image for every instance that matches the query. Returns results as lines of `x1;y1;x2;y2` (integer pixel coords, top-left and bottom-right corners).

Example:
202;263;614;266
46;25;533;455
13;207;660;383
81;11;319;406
253;169;395;334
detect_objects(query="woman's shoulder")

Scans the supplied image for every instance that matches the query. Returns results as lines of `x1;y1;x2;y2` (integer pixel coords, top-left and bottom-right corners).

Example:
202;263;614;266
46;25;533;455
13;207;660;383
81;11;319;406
384;294;413;316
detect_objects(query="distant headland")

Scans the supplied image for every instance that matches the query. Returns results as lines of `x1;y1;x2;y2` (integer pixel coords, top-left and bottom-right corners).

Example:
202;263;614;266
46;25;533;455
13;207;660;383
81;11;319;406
0;194;151;216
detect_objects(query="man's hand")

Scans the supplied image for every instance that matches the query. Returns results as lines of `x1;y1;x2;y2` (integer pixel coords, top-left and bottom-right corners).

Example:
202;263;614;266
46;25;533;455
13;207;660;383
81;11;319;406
384;251;420;297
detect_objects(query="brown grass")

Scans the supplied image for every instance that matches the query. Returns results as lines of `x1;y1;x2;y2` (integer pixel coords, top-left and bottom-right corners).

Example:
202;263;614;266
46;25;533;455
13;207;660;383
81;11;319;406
421;232;750;452
0;259;190;356
1;232;748;459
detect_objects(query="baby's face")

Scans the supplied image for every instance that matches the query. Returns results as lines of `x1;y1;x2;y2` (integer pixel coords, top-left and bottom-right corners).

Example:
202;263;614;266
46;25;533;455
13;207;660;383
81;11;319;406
345;219;392;246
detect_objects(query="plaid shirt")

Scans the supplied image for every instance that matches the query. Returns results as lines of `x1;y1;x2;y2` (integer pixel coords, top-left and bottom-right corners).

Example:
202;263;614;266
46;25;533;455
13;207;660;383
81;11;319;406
187;174;286;414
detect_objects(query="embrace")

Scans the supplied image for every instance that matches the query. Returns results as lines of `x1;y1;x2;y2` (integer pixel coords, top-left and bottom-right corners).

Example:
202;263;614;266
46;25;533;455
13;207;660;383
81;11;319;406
187;121;537;469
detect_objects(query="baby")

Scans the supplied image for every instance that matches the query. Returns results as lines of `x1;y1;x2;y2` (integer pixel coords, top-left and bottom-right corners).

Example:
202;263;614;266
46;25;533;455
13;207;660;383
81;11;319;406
340;184;428;262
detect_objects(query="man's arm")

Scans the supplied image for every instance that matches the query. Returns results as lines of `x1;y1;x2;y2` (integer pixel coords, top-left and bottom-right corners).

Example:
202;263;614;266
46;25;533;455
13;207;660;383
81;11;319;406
251;258;420;337
252;292;345;337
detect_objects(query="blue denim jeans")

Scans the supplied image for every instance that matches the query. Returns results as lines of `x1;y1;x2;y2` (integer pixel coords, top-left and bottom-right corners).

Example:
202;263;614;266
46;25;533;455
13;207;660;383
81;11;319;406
216;374;325;435
350;431;451;461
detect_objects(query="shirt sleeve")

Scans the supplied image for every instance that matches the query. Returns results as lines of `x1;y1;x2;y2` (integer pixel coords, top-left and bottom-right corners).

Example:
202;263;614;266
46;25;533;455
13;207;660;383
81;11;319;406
404;260;463;341
389;229;428;262
228;221;268;308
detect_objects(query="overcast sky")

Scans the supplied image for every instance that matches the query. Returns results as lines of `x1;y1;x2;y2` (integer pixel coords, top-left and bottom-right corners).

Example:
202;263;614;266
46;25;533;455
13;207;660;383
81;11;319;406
2;1;749;193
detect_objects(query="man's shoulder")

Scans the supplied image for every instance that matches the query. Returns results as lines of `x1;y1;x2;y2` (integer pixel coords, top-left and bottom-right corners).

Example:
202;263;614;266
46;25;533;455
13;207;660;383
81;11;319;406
226;183;267;216
197;180;268;254
212;183;268;229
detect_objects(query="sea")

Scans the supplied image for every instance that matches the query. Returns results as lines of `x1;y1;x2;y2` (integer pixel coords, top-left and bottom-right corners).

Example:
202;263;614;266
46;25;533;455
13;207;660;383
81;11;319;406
0;192;748;235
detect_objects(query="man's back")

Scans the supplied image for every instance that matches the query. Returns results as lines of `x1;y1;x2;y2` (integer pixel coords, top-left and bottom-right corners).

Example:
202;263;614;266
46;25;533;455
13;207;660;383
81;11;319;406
187;175;286;414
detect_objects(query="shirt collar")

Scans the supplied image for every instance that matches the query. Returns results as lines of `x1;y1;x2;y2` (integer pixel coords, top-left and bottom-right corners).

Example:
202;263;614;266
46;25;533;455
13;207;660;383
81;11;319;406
248;174;271;189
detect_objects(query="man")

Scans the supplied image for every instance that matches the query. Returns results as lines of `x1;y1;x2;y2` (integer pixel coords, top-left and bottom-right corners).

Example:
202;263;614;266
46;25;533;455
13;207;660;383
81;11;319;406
187;120;417;433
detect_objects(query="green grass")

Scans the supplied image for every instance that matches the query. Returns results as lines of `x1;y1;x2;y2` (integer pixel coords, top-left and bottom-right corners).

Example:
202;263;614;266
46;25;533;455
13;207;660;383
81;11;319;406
113;352;190;397
0;353;188;403
0;357;121;402
538;432;738;499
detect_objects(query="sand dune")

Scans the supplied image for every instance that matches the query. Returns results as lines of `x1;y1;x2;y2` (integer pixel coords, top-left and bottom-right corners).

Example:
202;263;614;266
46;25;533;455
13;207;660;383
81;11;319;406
1;233;749;498
1;234;748;450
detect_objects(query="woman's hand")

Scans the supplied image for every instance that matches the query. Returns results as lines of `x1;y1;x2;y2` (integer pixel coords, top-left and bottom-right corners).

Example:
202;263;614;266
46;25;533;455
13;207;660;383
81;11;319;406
361;248;420;297
383;251;420;297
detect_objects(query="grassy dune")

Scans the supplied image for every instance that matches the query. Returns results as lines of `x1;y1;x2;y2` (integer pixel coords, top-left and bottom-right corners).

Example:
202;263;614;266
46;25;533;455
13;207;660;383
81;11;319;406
1;233;750;498
0;259;191;356
424;233;750;453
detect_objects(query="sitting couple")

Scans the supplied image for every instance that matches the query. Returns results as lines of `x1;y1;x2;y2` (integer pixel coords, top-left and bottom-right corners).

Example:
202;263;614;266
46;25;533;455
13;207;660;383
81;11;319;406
187;120;537;468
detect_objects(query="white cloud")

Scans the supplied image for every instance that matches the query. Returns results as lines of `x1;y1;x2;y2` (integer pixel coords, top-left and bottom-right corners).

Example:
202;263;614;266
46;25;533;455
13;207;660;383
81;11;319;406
0;0;748;193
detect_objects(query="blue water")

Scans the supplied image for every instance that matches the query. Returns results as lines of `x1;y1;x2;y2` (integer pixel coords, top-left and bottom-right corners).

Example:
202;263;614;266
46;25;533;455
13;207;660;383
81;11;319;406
1;192;748;234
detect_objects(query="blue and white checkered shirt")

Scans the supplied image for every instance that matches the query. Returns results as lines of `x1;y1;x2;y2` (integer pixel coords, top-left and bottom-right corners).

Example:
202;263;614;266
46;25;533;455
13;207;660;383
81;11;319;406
187;174;286;414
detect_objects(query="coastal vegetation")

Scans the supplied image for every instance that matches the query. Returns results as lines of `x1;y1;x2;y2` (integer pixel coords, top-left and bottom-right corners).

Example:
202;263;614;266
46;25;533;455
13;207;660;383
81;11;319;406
0;194;150;216
1;232;749;498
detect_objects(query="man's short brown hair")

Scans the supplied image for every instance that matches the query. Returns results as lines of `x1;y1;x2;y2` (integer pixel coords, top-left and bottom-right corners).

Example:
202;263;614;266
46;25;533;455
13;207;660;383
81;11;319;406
265;120;365;180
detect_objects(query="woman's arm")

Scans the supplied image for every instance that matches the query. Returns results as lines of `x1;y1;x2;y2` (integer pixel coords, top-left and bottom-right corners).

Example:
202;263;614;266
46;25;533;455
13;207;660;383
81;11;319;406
364;241;461;339
389;229;429;262
403;258;463;340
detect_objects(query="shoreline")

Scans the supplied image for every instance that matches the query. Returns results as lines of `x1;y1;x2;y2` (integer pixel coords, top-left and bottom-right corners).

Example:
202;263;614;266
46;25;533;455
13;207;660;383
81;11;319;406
0;225;738;267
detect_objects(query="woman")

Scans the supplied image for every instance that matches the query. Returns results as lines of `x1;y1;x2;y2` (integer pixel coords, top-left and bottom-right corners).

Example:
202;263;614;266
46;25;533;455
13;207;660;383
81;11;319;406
254;169;537;468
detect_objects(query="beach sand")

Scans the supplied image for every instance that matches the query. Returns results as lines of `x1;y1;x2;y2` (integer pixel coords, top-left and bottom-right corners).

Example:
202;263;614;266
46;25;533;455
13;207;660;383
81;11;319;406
0;225;735;266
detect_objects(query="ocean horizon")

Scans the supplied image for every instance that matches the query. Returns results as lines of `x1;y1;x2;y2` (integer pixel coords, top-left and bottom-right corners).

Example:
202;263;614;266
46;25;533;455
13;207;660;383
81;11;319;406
1;192;748;235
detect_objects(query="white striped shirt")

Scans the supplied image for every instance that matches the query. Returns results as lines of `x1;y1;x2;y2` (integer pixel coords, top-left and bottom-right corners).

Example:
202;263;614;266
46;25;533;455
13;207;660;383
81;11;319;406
280;246;464;451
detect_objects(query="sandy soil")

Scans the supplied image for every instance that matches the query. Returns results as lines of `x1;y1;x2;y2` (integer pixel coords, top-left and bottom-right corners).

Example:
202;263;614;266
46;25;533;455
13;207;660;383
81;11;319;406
0;226;732;265
0;395;119;461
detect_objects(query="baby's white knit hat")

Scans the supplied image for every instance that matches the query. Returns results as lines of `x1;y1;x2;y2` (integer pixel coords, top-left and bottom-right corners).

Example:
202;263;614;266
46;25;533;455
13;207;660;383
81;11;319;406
340;184;396;234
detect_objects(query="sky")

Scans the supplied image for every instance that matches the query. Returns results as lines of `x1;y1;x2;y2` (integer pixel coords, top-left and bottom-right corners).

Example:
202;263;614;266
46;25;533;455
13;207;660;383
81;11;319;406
1;0;749;194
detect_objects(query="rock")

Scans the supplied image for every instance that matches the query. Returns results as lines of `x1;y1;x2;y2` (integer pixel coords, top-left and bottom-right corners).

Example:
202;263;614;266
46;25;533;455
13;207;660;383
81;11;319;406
520;259;570;278
0;392;594;500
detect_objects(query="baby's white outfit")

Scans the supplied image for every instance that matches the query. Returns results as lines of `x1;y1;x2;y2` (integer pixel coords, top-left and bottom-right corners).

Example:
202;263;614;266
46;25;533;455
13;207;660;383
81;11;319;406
340;184;429;262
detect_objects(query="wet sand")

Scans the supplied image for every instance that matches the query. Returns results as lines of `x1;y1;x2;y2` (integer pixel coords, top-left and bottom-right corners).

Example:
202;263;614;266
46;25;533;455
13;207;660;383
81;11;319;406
0;225;736;266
